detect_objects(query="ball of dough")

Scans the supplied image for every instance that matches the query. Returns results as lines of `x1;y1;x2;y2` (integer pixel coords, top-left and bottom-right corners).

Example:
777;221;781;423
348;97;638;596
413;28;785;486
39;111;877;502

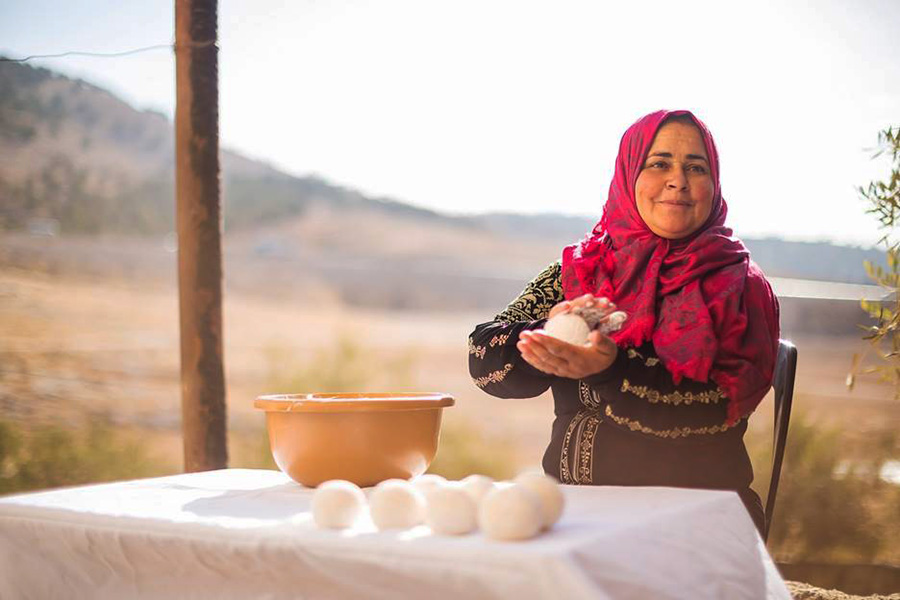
369;479;425;530
478;483;543;541
424;484;477;535
513;472;565;530
544;313;590;345
460;474;495;504
411;473;447;496
311;480;366;530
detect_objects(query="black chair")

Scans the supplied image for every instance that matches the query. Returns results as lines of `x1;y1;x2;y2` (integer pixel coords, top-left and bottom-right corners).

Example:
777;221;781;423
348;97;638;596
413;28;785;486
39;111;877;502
763;339;798;542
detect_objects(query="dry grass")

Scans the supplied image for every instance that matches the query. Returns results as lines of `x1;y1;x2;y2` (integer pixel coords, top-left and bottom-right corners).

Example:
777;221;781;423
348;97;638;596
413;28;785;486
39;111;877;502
787;581;900;600
0;265;553;473
1;239;898;590
3;262;896;473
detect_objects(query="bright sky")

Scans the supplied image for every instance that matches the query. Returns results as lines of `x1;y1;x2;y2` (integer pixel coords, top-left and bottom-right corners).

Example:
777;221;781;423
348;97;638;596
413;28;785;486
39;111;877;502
1;0;898;245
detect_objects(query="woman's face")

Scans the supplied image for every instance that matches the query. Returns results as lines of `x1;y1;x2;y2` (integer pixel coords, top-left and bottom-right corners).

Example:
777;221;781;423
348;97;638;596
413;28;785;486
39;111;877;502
634;121;715;239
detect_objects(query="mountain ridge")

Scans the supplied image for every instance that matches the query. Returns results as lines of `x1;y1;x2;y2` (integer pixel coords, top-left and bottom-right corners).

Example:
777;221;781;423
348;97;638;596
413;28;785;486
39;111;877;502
0;58;886;284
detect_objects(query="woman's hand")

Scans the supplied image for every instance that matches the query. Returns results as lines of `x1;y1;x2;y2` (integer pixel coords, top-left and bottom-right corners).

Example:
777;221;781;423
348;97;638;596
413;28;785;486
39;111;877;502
547;293;616;319
517;329;618;378
517;295;619;378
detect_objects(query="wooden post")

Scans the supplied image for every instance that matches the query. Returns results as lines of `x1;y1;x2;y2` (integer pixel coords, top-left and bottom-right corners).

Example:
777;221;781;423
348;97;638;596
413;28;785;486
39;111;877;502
174;0;227;471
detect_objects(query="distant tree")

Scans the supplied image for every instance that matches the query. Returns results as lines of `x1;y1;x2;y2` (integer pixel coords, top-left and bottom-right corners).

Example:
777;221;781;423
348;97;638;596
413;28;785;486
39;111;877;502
849;126;900;394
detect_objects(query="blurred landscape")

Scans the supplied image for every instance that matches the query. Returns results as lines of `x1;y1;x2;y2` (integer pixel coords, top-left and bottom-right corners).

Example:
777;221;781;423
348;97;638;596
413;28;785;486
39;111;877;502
1;59;898;589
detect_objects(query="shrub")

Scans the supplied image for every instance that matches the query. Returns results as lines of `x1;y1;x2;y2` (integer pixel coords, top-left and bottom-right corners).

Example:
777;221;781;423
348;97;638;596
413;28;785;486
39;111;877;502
750;411;900;563
0;417;172;496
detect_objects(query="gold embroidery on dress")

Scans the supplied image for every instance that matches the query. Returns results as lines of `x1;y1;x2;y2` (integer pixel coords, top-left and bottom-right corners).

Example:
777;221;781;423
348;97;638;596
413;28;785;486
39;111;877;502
578;415;600;484
494;262;564;323
559;409;601;485
626;348;660;366
498;306;538;323
578;381;602;409
604;405;736;438
489;333;510;347
468;337;486;359
473;363;514;389
620;379;724;405
559;410;587;484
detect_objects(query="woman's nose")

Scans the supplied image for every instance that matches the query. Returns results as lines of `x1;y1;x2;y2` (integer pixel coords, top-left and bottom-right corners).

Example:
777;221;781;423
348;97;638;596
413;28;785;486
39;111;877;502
666;167;688;190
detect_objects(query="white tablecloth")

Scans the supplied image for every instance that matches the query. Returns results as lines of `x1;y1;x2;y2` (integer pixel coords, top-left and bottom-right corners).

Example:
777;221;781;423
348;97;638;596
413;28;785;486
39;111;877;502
0;469;790;600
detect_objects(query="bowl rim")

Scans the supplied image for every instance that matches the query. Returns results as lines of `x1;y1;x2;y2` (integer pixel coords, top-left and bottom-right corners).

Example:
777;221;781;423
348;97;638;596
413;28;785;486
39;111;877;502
253;392;454;413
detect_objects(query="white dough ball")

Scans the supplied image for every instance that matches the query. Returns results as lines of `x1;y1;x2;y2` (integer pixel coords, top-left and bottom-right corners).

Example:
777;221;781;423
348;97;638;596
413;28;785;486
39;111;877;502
424;484;477;535
460;474;495;504
312;480;366;530
513;472;565;530
369;479;426;530
411;473;447;496
544;313;590;345
478;483;543;541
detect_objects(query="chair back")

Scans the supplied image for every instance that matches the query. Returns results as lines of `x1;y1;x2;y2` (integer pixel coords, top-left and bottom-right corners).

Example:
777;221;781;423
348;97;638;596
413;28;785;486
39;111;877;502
764;339;797;542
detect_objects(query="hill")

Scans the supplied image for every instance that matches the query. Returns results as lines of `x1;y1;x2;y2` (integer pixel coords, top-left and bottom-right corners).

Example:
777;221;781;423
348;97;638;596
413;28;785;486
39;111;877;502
0;59;419;234
0;59;886;286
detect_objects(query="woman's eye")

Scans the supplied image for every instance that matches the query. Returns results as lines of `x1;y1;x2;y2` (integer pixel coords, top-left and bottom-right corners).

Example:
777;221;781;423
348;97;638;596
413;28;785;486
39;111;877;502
647;161;668;169
688;164;707;174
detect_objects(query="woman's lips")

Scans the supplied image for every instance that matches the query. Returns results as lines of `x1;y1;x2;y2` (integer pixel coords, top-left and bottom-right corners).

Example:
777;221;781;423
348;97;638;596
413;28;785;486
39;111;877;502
657;199;694;206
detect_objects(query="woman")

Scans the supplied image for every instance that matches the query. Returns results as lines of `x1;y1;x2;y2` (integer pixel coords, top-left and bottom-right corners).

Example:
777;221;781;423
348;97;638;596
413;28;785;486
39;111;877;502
468;109;780;533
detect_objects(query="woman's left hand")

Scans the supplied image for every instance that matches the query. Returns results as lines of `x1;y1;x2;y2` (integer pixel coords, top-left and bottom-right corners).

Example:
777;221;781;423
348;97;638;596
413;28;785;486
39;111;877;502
517;329;618;379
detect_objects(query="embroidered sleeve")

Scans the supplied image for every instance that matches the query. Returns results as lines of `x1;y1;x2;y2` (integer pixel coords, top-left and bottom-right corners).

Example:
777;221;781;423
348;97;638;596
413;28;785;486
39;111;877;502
468;262;564;399
494;261;564;323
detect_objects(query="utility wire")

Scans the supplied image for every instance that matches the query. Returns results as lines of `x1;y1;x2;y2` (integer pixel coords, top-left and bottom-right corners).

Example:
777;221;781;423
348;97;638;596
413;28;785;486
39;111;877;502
0;40;217;63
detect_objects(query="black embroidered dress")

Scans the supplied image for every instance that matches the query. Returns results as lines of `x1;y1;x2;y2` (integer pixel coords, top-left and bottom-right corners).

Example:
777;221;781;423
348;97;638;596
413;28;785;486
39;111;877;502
468;262;765;531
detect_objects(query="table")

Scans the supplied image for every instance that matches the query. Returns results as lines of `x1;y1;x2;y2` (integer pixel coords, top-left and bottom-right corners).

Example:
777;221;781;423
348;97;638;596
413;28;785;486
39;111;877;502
0;469;791;599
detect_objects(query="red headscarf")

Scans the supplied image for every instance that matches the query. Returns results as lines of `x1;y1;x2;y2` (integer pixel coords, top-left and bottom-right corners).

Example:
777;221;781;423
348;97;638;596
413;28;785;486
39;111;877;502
561;110;780;424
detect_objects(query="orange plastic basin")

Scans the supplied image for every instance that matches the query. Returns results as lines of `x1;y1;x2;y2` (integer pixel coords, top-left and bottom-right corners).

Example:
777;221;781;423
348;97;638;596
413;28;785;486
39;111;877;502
254;393;455;487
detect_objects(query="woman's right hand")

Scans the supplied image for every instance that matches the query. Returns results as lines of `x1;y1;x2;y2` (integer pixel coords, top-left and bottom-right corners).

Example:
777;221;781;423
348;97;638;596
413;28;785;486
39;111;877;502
517;327;618;378
519;294;620;378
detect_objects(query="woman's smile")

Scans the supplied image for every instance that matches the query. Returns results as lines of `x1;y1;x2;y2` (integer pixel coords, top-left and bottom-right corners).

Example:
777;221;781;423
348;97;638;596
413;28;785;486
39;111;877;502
634;121;714;239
